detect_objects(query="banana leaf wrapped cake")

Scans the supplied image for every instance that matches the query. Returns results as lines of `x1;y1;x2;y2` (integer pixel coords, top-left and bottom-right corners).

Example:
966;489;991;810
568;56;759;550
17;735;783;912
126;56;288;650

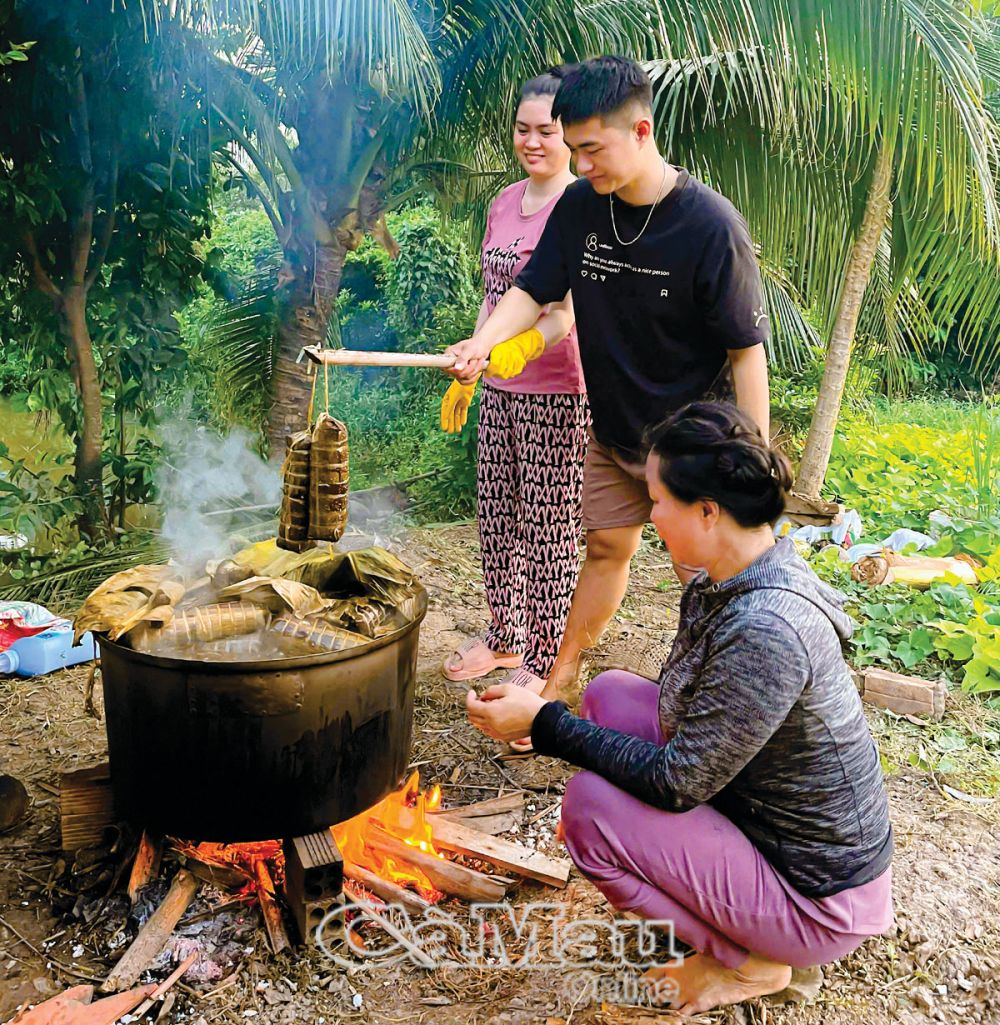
277;429;312;552
308;413;349;542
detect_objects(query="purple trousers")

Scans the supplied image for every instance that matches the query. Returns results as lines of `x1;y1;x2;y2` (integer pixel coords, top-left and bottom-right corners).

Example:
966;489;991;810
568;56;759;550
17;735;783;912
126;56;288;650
560;671;894;969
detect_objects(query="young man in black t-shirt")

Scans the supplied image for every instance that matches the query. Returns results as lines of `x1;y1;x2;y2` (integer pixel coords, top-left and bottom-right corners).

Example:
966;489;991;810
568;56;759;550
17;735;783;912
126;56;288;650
446;56;770;705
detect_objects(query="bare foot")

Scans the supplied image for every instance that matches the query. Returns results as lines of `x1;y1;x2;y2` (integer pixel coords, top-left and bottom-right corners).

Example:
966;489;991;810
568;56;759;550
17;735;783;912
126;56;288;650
642;951;792;1015
543;654;587;706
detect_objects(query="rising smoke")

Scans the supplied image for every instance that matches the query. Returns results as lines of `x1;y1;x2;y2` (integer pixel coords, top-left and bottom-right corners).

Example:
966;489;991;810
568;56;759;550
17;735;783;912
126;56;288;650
157;418;281;574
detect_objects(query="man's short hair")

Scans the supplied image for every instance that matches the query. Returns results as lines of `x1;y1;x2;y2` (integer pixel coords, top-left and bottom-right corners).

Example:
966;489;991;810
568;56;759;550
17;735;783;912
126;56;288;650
551;56;653;127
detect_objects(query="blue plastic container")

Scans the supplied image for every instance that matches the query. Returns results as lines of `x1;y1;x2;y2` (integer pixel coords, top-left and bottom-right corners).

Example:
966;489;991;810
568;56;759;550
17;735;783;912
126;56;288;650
0;628;97;676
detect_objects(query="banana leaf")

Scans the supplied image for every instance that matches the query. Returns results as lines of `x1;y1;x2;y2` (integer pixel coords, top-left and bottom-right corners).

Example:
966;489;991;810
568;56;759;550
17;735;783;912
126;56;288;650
230;540;416;604
74;564;187;642
216;575;331;617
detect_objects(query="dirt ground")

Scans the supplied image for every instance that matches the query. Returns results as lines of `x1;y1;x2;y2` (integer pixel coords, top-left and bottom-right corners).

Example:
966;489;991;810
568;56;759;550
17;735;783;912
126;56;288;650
1;523;998;1025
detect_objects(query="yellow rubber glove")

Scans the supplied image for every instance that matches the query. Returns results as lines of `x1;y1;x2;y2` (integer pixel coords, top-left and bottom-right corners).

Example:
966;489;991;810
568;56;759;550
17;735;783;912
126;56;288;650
486;328;546;380
440;378;478;434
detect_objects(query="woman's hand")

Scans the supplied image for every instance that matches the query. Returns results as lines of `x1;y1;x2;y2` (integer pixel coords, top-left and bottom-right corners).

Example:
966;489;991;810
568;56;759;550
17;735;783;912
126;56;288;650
444;336;491;383
466;684;548;742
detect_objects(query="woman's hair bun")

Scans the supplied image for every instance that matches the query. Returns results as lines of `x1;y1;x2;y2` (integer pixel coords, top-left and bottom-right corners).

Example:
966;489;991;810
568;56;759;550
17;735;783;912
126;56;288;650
647;401;792;527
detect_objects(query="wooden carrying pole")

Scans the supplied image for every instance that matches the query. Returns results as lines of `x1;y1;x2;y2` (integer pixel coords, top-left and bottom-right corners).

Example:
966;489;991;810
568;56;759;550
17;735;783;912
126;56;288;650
303;346;488;371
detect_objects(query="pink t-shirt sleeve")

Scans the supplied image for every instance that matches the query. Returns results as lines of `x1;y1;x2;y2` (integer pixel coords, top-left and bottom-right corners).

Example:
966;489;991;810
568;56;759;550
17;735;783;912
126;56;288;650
480;180;585;395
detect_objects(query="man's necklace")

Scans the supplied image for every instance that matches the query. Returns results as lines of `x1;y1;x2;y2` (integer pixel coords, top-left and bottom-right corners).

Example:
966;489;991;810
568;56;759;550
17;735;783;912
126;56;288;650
609;159;670;247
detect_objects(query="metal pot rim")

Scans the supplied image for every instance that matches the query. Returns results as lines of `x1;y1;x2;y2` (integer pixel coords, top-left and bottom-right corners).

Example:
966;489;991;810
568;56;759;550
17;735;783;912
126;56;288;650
96;586;428;673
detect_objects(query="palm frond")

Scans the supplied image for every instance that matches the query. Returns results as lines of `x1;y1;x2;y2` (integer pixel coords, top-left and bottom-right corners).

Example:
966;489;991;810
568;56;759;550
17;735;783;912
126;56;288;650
203;272;281;404
758;260;818;372
0;535;171;615
166;0;441;115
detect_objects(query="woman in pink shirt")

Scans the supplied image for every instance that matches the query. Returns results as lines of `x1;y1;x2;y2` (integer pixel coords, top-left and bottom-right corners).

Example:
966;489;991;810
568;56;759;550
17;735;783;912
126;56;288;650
441;73;588;748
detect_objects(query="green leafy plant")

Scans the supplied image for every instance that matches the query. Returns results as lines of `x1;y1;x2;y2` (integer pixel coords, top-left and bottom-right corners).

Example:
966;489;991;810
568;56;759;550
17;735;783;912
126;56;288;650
934;600;1000;693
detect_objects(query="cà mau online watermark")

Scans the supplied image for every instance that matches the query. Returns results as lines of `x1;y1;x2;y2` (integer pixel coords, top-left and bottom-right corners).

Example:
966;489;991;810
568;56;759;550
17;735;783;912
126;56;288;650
315;900;684;975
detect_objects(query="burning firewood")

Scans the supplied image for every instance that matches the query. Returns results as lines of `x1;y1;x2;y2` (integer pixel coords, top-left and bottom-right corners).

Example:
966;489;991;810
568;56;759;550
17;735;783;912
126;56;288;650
253;859;291;955
277;429;312;552
126;830;163;904
100;869;200;994
364;823;507;902
308;413;349;542
341;861;431;914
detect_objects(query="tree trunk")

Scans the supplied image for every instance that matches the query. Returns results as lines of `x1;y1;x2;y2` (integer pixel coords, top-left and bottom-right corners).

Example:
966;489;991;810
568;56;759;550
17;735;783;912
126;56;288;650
267;240;348;458
61;283;107;539
796;143;893;499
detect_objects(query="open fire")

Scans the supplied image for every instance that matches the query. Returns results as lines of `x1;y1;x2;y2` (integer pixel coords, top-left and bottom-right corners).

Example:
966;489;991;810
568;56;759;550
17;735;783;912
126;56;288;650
175;770;448;911
333;771;444;895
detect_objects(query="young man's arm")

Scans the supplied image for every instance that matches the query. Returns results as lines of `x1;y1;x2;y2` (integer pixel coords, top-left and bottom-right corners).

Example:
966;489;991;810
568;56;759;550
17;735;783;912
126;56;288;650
445;192;572;382
697;210;771;437
444;288;545;382
730;343;769;439
447;290;574;384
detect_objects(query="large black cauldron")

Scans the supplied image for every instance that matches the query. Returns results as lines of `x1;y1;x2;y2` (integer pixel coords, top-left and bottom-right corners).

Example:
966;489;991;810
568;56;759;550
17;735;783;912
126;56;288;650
97;590;427;841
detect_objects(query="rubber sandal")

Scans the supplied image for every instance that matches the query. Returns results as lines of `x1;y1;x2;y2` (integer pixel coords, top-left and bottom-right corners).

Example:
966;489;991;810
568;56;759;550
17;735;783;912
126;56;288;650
500;668;546;753
442;637;523;682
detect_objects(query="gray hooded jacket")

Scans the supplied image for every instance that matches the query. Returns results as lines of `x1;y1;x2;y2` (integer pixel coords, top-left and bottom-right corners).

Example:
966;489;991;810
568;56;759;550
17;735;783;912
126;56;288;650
532;538;893;897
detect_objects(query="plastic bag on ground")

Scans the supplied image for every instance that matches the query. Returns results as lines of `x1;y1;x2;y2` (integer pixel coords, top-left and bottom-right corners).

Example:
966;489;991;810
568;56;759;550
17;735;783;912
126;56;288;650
0;601;70;652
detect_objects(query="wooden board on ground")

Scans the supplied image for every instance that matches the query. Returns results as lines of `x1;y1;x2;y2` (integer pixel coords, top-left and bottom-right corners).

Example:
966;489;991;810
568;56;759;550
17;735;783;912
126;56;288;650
862;668;946;720
431;794;524;836
59;763;114;852
783;491;843;527
429;816;570;888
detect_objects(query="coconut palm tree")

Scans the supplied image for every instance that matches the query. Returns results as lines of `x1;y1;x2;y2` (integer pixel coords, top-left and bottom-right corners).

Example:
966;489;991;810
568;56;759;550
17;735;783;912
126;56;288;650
648;1;1000;496
160;0;667;455
164;1;1000;492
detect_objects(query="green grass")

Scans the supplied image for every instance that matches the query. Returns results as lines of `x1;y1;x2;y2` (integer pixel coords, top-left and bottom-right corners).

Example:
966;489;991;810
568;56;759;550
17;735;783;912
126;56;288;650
871;396;987;432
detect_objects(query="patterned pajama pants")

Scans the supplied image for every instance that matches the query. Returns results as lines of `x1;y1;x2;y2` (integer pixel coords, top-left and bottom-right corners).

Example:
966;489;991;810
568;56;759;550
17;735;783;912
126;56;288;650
477;385;590;677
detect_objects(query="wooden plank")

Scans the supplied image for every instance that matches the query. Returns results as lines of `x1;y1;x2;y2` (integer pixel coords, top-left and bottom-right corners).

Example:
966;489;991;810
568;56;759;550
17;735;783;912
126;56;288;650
864;680;934;704
444;812;521;836
127;831;163;904
863;669;946;720
100;869;199;993
430;794;524;836
253;860;290;956
430;794;524;820
364;823;507;902
428;816;570;888
864;664;950;721
783;492;843;526
59;764;116;852
863;692;938;717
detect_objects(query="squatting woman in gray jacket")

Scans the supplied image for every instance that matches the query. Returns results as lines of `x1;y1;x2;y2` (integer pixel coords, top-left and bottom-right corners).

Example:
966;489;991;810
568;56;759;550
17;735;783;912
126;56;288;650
466;401;893;1015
